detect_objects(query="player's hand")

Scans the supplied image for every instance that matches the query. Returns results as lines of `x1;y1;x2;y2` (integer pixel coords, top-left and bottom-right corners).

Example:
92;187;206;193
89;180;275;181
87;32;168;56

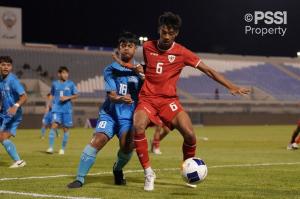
112;52;134;69
112;52;145;79
135;64;145;74
7;106;18;116
229;86;250;96
112;52;144;71
119;94;134;104
60;96;69;102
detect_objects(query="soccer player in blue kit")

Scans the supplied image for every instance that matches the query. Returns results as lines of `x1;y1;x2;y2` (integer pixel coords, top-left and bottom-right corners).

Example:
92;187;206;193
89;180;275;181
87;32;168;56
67;32;142;188
0;56;27;168
46;66;78;155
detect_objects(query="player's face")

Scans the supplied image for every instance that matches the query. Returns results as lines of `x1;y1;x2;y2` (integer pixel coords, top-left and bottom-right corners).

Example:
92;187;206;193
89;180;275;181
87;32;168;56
59;70;69;81
118;42;136;62
158;25;178;49
0;61;13;77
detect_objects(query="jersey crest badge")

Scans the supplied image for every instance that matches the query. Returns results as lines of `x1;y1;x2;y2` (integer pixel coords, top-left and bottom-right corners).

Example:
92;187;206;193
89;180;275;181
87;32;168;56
168;55;176;63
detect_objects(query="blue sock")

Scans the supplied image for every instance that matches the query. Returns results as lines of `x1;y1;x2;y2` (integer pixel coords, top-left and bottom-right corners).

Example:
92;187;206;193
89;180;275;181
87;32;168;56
41;127;46;137
49;129;55;148
113;150;133;171
76;145;98;184
62;132;69;150
2;139;21;161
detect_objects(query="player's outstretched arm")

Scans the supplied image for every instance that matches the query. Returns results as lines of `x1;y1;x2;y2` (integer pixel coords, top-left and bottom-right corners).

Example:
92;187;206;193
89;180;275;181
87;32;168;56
196;61;250;96
7;94;27;116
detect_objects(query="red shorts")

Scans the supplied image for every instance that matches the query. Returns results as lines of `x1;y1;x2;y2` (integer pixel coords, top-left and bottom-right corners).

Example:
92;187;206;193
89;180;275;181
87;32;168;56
135;96;184;130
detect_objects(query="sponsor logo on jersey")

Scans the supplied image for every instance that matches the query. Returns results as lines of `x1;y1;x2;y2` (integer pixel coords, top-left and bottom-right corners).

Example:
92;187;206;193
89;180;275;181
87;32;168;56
168;55;176;63
128;76;138;83
150;52;158;56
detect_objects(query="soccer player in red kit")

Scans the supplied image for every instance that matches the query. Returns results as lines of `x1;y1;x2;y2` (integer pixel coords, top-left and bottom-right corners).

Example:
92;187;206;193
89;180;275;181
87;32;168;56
114;12;250;191
287;121;300;150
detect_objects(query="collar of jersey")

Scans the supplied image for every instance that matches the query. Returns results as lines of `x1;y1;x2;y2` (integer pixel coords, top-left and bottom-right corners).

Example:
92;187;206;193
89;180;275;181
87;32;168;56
0;73;12;81
156;41;175;52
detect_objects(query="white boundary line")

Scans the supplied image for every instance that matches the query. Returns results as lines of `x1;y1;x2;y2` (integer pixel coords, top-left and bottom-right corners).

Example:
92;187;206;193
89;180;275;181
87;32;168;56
1;162;300;182
0;190;101;199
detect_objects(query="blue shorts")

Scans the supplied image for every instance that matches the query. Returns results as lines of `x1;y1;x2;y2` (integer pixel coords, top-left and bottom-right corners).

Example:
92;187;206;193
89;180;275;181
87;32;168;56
42;111;52;126
0;113;22;137
52;112;73;128
95;113;132;139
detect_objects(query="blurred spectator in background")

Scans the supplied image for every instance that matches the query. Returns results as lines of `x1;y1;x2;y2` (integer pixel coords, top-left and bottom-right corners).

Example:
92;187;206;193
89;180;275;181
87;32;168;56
23;63;31;70
214;88;219;100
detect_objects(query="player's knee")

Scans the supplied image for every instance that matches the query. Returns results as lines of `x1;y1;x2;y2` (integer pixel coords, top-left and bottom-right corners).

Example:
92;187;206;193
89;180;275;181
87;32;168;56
120;138;134;153
183;131;196;145
51;123;58;129
120;145;133;154
90;134;109;150
134;121;147;133
0;133;11;142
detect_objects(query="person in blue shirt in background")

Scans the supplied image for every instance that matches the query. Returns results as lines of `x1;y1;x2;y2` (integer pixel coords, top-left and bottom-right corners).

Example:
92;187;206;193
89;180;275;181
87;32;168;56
46;66;79;155
67;32;142;188
0;56;27;168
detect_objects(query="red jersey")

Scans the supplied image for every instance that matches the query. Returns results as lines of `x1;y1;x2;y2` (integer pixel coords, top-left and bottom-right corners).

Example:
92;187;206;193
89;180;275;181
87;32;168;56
140;40;201;98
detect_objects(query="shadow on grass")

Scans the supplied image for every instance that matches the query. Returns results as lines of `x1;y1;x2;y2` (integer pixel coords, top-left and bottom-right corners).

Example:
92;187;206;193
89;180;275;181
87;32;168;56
0;161;9;167
83;175;144;185
171;192;199;196
80;175;187;190
36;150;54;155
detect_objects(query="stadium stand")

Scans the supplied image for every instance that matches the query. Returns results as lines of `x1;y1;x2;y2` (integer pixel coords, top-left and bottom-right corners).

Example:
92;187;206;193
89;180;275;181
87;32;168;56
1;45;300;127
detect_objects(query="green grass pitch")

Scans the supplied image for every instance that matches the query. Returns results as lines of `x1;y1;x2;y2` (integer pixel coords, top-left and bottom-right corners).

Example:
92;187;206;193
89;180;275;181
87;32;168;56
0;125;300;199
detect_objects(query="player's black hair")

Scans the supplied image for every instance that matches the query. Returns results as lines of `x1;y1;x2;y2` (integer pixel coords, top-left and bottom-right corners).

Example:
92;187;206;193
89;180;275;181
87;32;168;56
118;31;139;46
0;56;13;64
158;12;182;31
58;66;69;73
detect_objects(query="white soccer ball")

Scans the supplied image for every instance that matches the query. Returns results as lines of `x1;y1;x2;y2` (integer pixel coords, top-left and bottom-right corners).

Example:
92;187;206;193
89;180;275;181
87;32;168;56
181;157;208;184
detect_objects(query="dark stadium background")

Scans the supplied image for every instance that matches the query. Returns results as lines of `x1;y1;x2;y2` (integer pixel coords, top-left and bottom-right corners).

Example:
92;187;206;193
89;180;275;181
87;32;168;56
0;0;299;57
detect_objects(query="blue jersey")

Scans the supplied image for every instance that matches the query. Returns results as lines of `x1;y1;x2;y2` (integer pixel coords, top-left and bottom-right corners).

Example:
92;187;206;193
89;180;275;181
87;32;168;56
0;73;25;116
100;62;142;120
50;80;78;113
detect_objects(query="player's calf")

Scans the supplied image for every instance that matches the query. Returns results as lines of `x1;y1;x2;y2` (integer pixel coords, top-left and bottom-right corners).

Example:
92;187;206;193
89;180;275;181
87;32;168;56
180;131;197;160
60;131;69;155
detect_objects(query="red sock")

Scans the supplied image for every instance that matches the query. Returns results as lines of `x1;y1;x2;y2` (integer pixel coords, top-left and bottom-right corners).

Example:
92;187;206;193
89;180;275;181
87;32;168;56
152;138;160;149
182;140;196;160
134;133;150;169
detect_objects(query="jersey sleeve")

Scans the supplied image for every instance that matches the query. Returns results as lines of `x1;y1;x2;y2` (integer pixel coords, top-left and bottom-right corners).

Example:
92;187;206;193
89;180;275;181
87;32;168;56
71;82;79;95
103;66;117;92
182;47;201;68
11;79;25;95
